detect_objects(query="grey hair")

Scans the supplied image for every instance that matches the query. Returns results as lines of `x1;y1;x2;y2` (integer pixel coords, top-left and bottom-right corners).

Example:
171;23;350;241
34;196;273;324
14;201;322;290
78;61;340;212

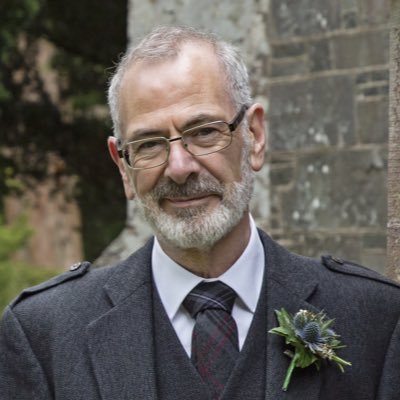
107;26;252;139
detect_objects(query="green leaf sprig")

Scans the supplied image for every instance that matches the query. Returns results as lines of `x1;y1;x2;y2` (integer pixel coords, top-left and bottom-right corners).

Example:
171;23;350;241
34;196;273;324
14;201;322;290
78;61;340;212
269;308;351;391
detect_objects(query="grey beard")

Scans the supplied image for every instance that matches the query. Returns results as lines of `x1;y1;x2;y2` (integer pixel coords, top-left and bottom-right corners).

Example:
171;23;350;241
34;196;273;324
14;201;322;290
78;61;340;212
134;161;254;250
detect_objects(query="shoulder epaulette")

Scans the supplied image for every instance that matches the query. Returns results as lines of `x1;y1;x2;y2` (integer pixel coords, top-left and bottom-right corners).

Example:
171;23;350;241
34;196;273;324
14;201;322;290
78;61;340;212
10;261;91;307
321;255;400;288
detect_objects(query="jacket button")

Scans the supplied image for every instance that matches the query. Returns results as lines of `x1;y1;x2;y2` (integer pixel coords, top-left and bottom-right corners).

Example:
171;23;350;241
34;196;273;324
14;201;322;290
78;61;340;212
70;262;82;271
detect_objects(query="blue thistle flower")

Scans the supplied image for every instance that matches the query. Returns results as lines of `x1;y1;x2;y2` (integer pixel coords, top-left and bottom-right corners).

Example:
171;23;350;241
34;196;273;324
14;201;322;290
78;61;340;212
269;308;352;391
296;321;325;352
292;310;340;354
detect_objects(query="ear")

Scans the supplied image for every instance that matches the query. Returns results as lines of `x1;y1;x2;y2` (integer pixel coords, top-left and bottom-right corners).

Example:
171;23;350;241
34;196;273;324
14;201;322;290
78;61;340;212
107;136;135;200
246;103;266;171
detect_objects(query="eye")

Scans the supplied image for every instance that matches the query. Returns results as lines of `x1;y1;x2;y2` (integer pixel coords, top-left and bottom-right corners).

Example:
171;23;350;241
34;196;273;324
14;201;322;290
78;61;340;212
196;127;219;137
134;139;165;153
189;124;223;140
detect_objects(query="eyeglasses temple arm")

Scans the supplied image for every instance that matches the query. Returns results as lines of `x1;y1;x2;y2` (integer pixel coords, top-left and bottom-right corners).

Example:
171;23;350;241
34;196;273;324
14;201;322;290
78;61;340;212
228;105;248;131
116;139;124;159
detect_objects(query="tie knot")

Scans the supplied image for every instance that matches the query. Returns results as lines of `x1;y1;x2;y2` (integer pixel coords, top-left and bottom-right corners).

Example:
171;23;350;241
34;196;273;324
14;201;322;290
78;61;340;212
183;281;237;318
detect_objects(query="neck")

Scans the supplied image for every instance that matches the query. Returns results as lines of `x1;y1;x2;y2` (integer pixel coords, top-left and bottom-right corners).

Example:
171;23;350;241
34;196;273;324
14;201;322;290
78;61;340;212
158;213;252;278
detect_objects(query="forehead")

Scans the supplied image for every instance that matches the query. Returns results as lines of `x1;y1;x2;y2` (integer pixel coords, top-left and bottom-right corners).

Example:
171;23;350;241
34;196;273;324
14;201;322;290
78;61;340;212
118;42;233;134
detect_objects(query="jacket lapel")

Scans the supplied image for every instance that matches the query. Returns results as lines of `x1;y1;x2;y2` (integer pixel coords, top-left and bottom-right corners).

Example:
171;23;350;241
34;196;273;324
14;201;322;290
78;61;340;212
86;240;158;400
258;231;323;399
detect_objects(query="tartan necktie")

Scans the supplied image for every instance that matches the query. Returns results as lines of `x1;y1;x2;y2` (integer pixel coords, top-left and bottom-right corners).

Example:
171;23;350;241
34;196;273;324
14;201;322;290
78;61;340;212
183;281;239;400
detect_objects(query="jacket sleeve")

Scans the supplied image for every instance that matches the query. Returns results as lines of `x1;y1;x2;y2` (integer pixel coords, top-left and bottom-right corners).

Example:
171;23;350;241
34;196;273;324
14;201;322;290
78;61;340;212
0;306;52;400
376;316;400;400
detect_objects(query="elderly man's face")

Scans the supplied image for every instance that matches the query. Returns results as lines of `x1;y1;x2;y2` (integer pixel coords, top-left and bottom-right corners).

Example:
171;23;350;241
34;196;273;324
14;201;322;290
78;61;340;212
111;42;265;249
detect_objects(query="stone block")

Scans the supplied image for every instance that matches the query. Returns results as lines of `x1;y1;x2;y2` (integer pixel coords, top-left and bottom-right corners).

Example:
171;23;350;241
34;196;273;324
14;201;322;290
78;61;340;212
268;75;355;151
358;85;389;97
341;8;359;28
356;98;388;143
284;231;385;273
280;148;388;230
308;39;332;72
363;233;387;249
360;251;386;275
270;57;308;77
272;42;306;58
270;0;340;38
285;232;363;261
357;0;390;25
341;0;358;8
270;163;294;186
332;30;389;69
356;70;389;84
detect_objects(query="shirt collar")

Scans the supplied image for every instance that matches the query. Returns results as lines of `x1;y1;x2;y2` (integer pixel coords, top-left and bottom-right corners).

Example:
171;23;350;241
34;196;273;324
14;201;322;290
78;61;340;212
152;214;265;320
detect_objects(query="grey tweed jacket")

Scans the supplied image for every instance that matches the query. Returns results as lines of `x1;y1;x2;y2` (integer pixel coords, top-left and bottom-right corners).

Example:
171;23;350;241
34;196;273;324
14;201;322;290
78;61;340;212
1;230;400;399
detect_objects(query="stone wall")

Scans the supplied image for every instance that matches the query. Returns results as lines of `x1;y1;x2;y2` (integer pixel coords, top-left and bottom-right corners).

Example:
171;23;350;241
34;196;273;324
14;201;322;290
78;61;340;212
98;0;391;273
266;0;390;273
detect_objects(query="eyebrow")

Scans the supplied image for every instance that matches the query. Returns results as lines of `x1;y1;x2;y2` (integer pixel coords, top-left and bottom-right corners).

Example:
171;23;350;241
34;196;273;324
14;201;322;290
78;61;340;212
180;113;224;131
127;129;168;142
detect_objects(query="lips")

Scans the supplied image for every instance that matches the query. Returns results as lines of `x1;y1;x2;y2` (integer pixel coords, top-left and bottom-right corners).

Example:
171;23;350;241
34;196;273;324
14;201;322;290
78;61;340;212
165;193;212;201
163;194;218;208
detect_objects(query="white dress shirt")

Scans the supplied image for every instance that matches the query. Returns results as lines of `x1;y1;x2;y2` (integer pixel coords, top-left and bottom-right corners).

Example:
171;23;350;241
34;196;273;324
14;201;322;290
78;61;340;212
151;214;265;356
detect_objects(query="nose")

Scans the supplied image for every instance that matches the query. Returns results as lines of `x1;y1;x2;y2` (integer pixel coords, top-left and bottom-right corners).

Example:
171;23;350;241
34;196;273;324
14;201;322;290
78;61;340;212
164;138;201;184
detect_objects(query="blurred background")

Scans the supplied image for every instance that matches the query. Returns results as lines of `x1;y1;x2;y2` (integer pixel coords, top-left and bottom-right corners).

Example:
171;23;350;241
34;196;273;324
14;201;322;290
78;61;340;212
0;0;397;310
0;0;127;309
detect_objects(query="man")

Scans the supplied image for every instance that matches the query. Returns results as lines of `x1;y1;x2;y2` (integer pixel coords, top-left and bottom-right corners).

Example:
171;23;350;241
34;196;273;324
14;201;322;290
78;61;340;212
1;26;400;400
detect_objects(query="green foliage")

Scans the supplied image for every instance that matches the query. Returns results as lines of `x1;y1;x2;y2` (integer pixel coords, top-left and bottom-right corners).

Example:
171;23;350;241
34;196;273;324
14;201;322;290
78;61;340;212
3;166;25;193
0;0;42;100
0;215;32;260
0;215;59;312
0;260;59;312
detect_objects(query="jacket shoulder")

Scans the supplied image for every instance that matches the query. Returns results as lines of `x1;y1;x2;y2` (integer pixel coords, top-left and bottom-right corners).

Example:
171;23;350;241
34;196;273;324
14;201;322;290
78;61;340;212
321;255;400;289
10;261;92;308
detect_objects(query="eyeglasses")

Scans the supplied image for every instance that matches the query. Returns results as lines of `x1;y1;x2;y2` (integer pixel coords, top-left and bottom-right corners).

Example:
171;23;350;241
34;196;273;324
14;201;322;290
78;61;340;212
117;105;248;170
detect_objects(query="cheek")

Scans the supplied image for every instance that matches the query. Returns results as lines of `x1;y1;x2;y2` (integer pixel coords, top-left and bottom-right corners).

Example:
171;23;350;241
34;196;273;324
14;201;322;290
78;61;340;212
201;154;243;184
133;170;162;197
209;143;244;182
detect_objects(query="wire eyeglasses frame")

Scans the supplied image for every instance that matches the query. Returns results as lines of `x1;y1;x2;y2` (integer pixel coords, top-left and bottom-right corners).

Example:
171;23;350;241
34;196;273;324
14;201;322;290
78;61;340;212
117;104;249;170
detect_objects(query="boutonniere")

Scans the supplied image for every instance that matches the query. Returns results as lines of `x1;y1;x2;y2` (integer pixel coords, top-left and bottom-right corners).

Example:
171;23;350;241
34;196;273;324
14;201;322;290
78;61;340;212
269;308;351;391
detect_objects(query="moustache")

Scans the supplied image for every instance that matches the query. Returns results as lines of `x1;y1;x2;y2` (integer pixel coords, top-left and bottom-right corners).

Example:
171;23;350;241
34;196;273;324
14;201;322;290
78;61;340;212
150;175;225;200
